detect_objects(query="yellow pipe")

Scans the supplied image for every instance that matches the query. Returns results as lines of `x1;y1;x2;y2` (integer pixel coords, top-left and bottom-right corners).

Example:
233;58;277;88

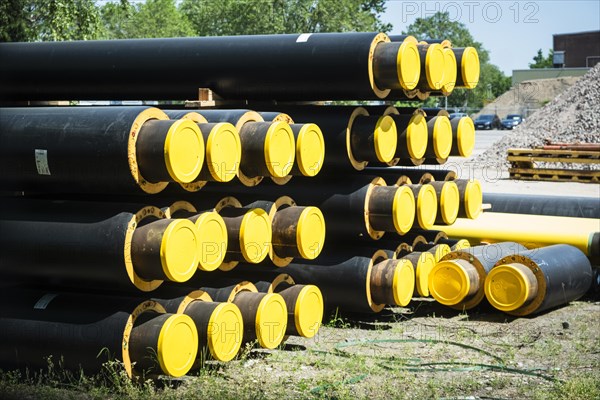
434;212;599;256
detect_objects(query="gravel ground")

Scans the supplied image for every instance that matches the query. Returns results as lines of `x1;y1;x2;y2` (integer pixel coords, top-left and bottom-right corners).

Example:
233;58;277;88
475;64;600;169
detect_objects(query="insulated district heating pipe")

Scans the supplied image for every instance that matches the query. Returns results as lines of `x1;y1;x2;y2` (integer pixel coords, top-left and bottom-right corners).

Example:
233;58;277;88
0;107;204;194
0;32;422;101
0;289;198;378
485;244;593;316
483;193;600;219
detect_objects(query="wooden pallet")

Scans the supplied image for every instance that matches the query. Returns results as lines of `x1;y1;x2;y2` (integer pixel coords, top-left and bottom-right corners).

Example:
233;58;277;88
507;148;600;164
509;167;600;183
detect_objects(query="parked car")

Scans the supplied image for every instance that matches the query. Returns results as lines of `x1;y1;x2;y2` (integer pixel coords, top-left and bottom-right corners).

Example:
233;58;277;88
449;112;468;119
474;114;501;130
500;114;524;130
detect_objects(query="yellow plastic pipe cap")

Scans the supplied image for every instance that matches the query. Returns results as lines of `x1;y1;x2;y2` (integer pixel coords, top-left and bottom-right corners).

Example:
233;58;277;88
164;119;205;183
296;123;325;177
296;207;326;260
442;47;457;93
392;185;416;234
194;211;228;272
456;117;475;157
425;43;446;90
374;115;398;163
464;179;483;219
255;293;288;349
453;239;471;250
294;285;324;338
160;219;201;283
485;263;534;312
264;121;295;178
206;122;241;182
393;258;415;306
432;244;451;263
240;208;272;264
417;184;438;230
157;314;198;377
406;113;428;159
415;252;436;297
461;47;480;89
429;260;472;306
207;302;243;362
397;39;421;90
433;116;453;159
440;181;460;225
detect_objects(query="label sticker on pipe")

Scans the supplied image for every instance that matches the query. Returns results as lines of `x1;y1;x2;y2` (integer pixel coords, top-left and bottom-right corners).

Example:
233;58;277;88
35;149;51;175
296;33;312;43
34;293;58;310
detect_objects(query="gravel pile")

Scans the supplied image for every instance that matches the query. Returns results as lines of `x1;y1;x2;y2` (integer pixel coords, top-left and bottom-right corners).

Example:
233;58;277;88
475;64;600;169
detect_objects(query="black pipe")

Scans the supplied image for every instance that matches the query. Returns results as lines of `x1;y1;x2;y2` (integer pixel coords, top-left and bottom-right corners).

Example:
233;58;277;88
0;199;200;291
483;193;600;219
0;107;206;194
486;244;593;316
0;289;197;377
430;242;528;310
0;33;398;101
263;106;392;171
153;291;243;363
163;110;241;186
200;283;288;349
205;175;416;239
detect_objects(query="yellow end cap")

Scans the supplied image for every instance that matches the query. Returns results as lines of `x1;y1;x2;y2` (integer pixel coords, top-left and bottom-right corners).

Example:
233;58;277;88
406;113;428;159
296;123;325;177
207;302;243;362
160;219;200;283
417;185;438;230
393;259;415;306
296;207;326;260
425;43;445;90
255;293;288;349
206;123;241;182
429;260;471;306
456;117;475;157
157;314;198;377
453;239;471;250
398;39;421;90
374;115;398;163
442;47;457;93
415;252;436;297
294;285;324;338
440;181;460;225
240;208;272;263
461;47;480;89
264;121;295;178
164;119;205;183
464;180;483;219
392;185;416;234
433;116;453;159
485;264;533;312
194;212;228;272
432;244;451;263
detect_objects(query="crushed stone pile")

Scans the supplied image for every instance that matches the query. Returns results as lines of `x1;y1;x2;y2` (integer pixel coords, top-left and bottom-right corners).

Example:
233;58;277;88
475;64;600;168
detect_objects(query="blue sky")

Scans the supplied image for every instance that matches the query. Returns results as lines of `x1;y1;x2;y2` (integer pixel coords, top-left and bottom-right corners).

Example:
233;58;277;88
382;0;600;75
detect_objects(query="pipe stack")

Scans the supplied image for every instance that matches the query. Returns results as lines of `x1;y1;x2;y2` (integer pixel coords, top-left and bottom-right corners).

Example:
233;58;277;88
10;30;568;381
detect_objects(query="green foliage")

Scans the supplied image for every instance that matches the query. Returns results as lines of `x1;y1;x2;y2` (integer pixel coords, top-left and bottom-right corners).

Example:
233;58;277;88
0;0;103;42
179;0;391;36
529;48;554;68
403;11;511;109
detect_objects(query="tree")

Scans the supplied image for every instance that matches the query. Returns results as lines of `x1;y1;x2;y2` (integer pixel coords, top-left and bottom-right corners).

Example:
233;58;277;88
179;0;391;37
529;48;553;68
402;11;510;109
101;0;194;39
0;0;103;42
